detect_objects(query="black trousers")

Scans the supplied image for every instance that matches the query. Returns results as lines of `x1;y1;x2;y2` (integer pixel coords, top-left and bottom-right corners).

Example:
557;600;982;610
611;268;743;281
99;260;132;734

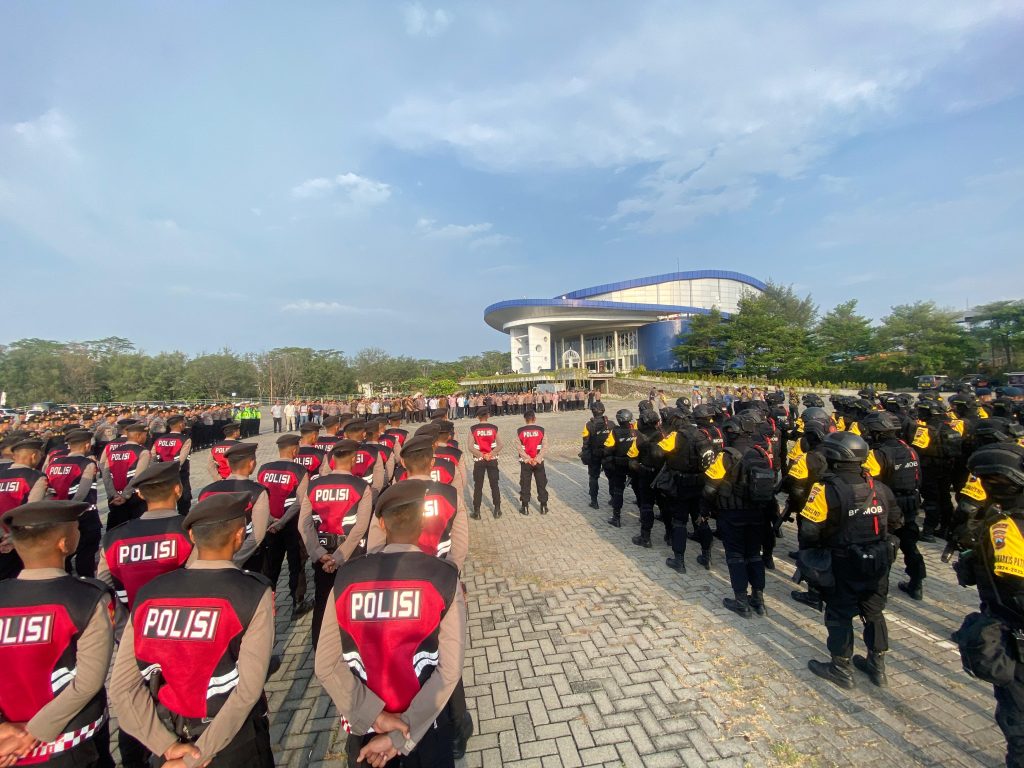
605;468;626;513
895;492;926;585
346;716;453;768
995;676;1024;768
273;417;282;433
822;558;889;658
312;561;336;650
69;509;102;578
472;460;500;511
261;518;304;601
587;461;603;503
119;729;150;768
717;517;765;596
106;495;146;531
519;462;548;504
668;495;709;556
921;461;955;532
176;473;192;516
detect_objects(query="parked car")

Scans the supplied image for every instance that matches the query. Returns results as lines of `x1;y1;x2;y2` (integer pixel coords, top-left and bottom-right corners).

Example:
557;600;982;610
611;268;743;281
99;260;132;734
916;375;948;391
1006;372;1024;388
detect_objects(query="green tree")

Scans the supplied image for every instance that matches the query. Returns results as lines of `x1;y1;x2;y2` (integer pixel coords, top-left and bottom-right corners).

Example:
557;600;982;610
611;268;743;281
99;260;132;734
725;283;818;378
969;300;1024;369
814;300;875;374
185;350;256;399
673;307;729;371
876;301;977;376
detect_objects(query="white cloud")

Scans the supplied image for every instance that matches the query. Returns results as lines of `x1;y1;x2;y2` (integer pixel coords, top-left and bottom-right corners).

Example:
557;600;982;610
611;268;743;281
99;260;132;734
415;217;513;248
11;109;76;153
469;233;514;249
281;299;394;315
381;1;1023;232
290;173;391;205
404;3;451;37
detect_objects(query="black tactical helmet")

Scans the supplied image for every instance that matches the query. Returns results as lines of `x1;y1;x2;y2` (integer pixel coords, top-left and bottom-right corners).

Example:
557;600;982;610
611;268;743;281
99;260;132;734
973;418;1023;446
916;400;946;419
735;409;763;433
591;402;606;416
802;393;824;408
991;397;1015;418
968;444;1024;488
692;404;716;421
765;391;785;406
616;409;634;427
801;407;830;430
850;398;874;415
821;431;870;464
675;396;691;411
948;391;977;413
858;386;876;401
659;407;676;424
638;400;653;412
639;409;661;428
860;411;901;435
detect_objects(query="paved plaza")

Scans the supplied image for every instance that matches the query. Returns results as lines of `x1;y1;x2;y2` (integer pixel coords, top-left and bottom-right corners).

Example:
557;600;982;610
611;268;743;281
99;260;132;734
122;404;1008;768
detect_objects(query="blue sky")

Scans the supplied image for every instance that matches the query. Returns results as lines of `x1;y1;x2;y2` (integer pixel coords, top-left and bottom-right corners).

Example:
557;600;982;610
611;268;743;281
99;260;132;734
1;1;1022;358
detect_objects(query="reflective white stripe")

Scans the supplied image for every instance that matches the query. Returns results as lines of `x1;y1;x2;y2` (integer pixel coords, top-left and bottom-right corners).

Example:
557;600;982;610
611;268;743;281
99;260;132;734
412;651;439;677
51;666;77;693
436;540;452;557
245;522;254;536
68;484;80;495
342;513;358;528
207;678;239;697
208;668;239;686
343;651;366;681
207;667;239;697
140;663;162;681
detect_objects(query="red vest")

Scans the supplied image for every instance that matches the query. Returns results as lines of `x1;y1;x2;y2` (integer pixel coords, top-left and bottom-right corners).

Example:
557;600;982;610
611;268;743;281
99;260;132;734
414;481;458;559
152;433;187;464
102;438;128;464
352;444;383;479
517;425;545;459
332;551;458;714
45;455;98;509
106;443;145;493
307;474;369;536
209;440;239;480
313;435;340;455
381;428;408;450
0;466;45;517
257;461;307;520
470;424;498;454
102;515;193;607
0;576;109;765
295;446;326;478
396;458;456;486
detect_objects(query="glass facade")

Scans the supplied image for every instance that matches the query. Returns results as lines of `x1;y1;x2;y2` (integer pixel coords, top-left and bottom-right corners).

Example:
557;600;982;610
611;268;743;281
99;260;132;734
588;278;752;314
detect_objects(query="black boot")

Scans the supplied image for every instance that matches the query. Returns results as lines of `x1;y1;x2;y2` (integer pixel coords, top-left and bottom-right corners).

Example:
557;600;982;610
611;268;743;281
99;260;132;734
452;711;474;759
540;503;548;515
749;590;767;617
665;554;686;573
898;581;923;601
493;506;502;519
607;512;621;528
470;508;481;520
520;503;530;516
919;527;936;543
723;594;752;618
852;652;889;688
588;498;600;510
791;590;823;611
763;554;775;570
631;534;652;548
291;597;313;619
696;549;711;570
808;656;855;690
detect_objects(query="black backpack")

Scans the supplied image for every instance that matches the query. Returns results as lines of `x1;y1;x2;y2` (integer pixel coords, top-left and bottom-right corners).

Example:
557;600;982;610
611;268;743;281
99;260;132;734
740;445;777;504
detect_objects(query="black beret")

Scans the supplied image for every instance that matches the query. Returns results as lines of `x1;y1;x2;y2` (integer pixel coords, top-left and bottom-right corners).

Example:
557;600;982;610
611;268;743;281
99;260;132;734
62;423;85;434
322;415;341;428
276;434;300;448
125;421;149;433
400;434;435;458
116;418;137;428
434;420;454;434
387;413;403;421
331;439;360;456
367;418;385;428
375;479;431;519
183;492;251;532
413;423;441;439
225;442;257;460
167;415;186;426
222;422;241;435
134;461;182;487
299;422;320;434
64;430;93;444
2;500;88;529
12;439;44;452
343;421;367;434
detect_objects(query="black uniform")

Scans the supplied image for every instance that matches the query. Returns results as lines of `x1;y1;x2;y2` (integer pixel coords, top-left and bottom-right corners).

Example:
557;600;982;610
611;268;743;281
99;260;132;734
602;425;637;520
581;415;611;507
912;415;963;538
865;438;926;593
657;424;714;564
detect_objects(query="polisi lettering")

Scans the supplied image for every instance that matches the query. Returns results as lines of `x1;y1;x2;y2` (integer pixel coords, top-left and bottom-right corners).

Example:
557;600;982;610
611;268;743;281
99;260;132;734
314;486;350;503
118;539;178;564
522;430;541;439
49;465;73;476
141;606;221;641
0;613;53;645
262;472;293;484
350;589;421;621
424;499;440;518
111;452;132;462
0;481;22;493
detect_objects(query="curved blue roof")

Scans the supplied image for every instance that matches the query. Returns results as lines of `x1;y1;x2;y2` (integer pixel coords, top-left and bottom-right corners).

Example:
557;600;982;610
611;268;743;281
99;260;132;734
559;270;766;300
483;298;722;317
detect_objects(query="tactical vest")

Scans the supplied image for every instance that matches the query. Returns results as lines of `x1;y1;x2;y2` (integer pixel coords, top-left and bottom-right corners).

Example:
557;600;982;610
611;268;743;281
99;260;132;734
152;434;188;465
662;426;713;476
698;423;725;452
821;473;888;548
132;568;268;726
413;481;459;560
396;457;456;486
313;435;340;455
470;424;499;456
46;455;98;510
106;443;145;493
257;461;307;520
295;446;326;478
606;426;636;470
102;516;193;608
307;474;369;544
872;439;920;494
583;417;610;461
0;576;109;765
433;445;460;467
198;479;264;541
352;444;383;479
381;428;408;450
209;440;239;480
0;466;45;516
517;425;545;459
332;551;458;714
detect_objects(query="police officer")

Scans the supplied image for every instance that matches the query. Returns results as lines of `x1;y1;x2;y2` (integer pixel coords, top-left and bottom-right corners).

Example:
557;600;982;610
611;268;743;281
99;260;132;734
0;439;49;580
296;422;327;479
150;415;193;515
861;411;927;601
515;411;549;515
314;481;466;768
101;421;151;531
298;439;374;648
913;399;963;541
703;411;777;617
45;429;101;578
257;434;312;619
799;432;901;689
0;500;116;768
469;409;502;520
580;403;611;510
198;443;270;572
630;409;671;550
602;409;637;528
207;423;242;481
343;421;386;499
314;415;343;454
950;444;1024;767
110;493;275;768
656;410;715;573
96;461;193;768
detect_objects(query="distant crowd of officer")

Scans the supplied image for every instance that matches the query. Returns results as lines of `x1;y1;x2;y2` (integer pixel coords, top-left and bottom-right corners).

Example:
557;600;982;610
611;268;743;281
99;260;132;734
580;383;1024;766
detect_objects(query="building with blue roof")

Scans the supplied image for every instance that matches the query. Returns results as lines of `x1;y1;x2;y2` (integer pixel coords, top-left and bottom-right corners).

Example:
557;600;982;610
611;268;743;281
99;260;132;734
484;271;766;374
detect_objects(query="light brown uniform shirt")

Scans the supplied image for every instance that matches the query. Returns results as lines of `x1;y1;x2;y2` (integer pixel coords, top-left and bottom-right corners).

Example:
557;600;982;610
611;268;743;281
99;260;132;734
297;471;374;564
17;568;113;743
218;474;270;567
100;442;151;499
109;560;274;768
313;544;466;754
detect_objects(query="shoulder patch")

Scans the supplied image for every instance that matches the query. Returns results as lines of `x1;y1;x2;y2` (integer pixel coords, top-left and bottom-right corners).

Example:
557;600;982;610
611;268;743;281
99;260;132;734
863;450;881;478
603;432;616;449
848;422;861;436
991;520;1024;578
911;426;931;449
787;455;809;480
582;425;590;438
960;475;987;502
657;432;677;452
705;452;726;480
800;483;828;523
